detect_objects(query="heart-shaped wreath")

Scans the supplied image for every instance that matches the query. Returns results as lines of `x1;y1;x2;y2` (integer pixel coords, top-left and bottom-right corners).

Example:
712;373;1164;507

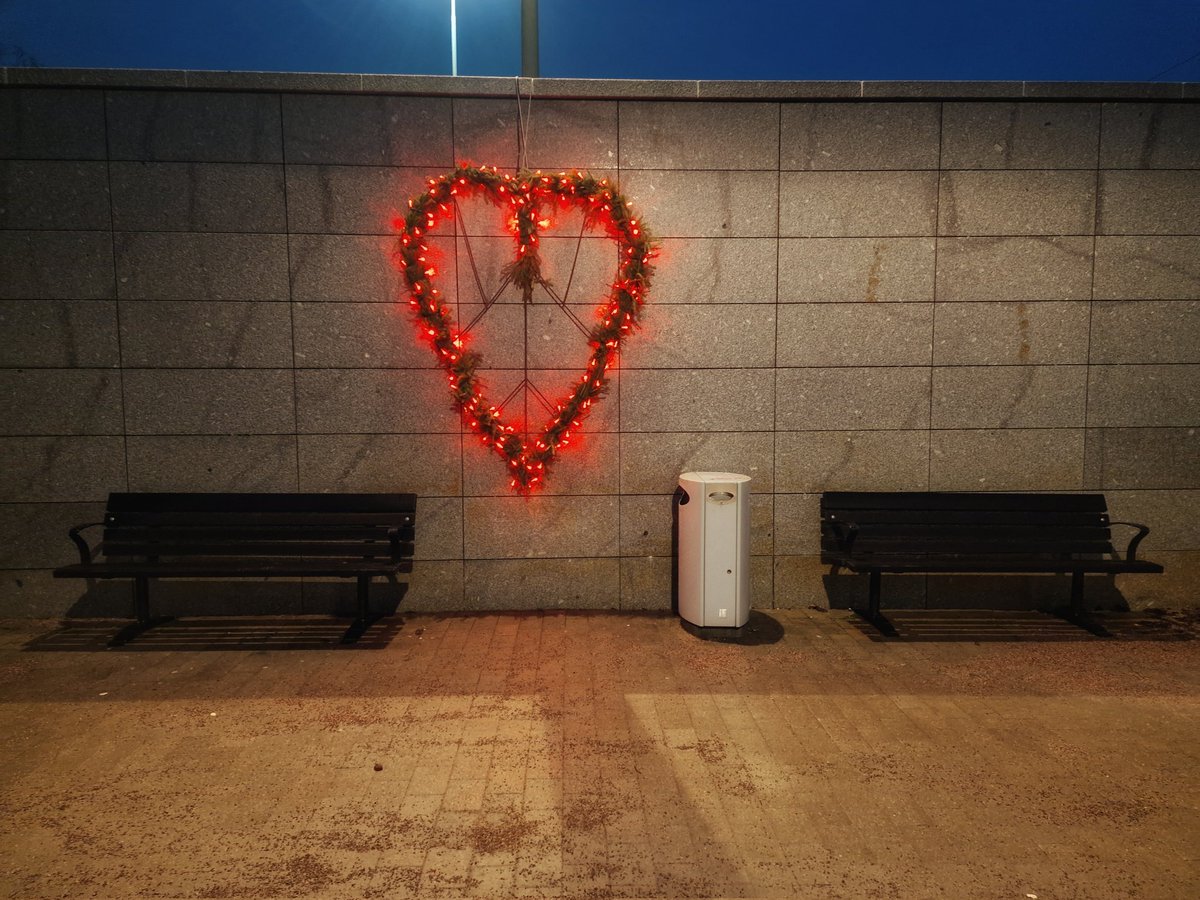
396;165;655;493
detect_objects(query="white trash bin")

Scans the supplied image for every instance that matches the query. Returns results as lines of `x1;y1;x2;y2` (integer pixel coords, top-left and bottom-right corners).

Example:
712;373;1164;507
677;472;751;628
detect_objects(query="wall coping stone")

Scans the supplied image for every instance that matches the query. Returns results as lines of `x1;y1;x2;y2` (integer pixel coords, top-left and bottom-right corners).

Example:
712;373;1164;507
2;67;1196;101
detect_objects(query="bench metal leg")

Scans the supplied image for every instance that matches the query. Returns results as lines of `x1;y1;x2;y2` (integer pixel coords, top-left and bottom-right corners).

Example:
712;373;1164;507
868;570;881;620
1070;570;1084;616
356;575;370;622
134;576;151;625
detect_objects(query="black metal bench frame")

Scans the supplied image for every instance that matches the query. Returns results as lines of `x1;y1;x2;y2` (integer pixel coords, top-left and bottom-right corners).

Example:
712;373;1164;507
820;491;1163;632
54;492;416;629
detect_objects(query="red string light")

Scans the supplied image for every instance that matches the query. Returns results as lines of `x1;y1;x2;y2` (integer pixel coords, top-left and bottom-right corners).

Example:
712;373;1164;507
396;165;657;494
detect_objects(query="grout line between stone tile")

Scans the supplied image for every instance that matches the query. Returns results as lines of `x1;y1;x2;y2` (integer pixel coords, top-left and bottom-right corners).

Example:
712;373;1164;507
100;88;131;495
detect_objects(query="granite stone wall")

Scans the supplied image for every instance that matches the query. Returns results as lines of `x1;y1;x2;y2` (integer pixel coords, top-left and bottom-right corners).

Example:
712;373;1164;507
2;73;1198;617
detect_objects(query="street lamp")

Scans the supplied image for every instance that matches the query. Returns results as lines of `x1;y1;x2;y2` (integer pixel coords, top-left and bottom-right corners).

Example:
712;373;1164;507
449;0;537;78
450;0;458;76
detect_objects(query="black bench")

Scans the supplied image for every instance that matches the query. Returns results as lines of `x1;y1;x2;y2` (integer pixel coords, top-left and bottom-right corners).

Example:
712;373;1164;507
54;492;416;627
820;492;1162;629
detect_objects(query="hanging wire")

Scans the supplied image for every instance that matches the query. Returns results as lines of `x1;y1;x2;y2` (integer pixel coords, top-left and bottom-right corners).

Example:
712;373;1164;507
515;76;534;171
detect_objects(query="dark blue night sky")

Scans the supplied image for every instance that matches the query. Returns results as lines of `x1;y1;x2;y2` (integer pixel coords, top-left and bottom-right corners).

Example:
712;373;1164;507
1;0;1199;81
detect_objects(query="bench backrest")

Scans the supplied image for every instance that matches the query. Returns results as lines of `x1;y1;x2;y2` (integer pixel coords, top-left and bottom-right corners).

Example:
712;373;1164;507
820;492;1117;558
100;493;416;561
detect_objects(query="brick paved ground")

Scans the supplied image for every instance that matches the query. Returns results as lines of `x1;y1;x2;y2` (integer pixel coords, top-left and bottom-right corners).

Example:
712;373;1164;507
1;608;1198;899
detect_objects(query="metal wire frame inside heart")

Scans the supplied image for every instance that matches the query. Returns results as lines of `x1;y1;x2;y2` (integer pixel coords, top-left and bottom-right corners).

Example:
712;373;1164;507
396;165;656;494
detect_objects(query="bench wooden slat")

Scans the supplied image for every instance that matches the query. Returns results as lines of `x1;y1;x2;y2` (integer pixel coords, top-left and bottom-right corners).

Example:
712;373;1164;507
107;511;413;527
57;559;414;578
106;492;417;513
104;525;414;542
101;540;414;558
823;509;1109;526
823;491;1107;512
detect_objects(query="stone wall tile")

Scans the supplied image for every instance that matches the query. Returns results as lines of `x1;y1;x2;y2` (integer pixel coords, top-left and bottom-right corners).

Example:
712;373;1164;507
293;301;433;369
0;231;114;300
643;238;776;304
618;432;774;494
463;431;618;497
0;88;106;159
295;369;459;434
930;429;1084;491
0;436;127;501
119;301;293;367
289;233;443;303
115;233;289;301
933;301;1090;365
941;102;1100;169
452;99;519;169
1114;550;1200;611
521;100;617;171
1087;364;1200;427
0;370;122;435
776;368;931;430
1099;103;1200;168
0;161;110;230
772;494;821;556
1090;301;1200;364
1098;171;1200;235
781;172;937;237
285;165;431;234
110;162;286;232
775;431;930;493
619;556;671;610
773;555;926;610
124;369;295;434
619;492;771;558
620;101;779;169
126;435;298;491
463;496;619;558
0;300;119;367
777;303;932;366
780;102;940;170
935;236;1094;301
0;570;132;619
463;558;620;609
621;369;774;432
938;171;1096;235
1084;427;1199;489
107;90;282;162
1105;490;1200;552
932;365;1088;428
620;170;778;238
778;237;935;303
283;94;452;166
1093;237;1200;300
0;502;108;568
297;433;462;496
623;304;776;369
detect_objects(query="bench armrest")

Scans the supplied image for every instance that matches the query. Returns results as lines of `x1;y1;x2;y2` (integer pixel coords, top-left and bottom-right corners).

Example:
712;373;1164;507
67;522;105;565
1110;521;1151;562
